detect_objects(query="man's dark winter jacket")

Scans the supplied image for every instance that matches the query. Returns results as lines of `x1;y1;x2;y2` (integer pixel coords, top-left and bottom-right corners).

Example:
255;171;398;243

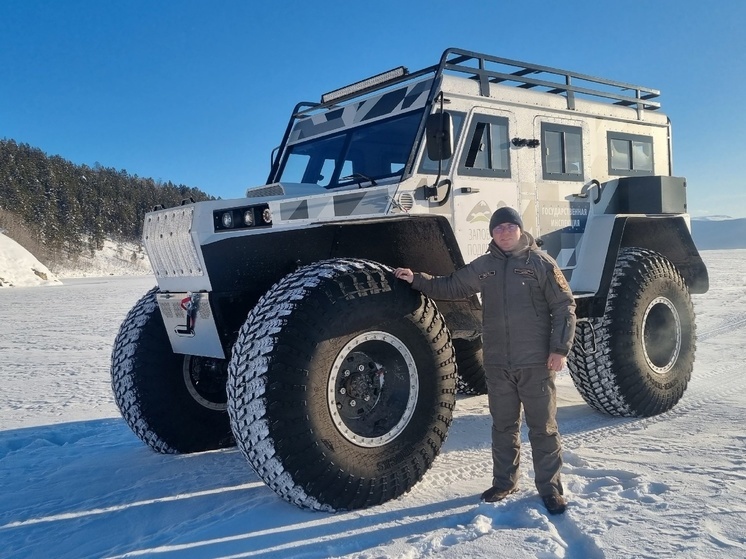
411;232;576;368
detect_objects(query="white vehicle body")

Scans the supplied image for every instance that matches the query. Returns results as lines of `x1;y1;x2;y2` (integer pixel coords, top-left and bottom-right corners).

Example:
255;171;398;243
144;49;704;328
116;49;708;512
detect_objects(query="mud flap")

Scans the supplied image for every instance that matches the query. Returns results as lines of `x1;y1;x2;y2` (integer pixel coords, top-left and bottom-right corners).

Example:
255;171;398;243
156;292;225;359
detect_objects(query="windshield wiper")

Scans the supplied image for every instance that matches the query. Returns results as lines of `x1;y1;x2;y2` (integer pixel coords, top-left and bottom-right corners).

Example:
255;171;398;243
340;173;378;187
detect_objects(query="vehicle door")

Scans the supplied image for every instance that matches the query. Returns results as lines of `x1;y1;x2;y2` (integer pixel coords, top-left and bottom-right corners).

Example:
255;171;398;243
450;108;521;263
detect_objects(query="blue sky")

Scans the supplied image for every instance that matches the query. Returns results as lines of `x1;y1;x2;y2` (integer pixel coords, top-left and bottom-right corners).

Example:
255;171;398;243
1;0;744;217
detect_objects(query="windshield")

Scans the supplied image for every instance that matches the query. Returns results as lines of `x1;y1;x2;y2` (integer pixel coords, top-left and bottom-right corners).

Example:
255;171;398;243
278;109;424;189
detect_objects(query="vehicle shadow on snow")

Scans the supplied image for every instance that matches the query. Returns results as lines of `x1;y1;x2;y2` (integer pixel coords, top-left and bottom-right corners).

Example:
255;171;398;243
0;419;477;558
0;419;257;557
0;405;629;559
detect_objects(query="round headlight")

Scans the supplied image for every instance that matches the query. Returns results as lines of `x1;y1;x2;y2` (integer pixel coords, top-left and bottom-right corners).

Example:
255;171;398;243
221;211;234;228
243;210;255;227
262;208;272;224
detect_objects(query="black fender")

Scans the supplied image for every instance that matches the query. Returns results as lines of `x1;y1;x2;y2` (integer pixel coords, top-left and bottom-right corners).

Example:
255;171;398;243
200;214;482;346
577;215;708;318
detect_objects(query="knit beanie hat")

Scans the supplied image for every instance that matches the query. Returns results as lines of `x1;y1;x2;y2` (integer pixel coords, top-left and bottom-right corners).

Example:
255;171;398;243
489;207;523;234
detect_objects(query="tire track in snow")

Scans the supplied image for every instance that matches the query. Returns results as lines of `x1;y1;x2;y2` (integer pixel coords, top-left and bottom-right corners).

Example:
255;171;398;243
412;343;746;558
423;311;746;488
430;359;745;490
567;364;744;448
697;314;746;342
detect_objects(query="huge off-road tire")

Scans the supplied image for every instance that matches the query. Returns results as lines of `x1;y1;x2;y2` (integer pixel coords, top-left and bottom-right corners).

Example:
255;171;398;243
227;258;456;511
567;248;696;417
111;287;234;453
453;337;488;395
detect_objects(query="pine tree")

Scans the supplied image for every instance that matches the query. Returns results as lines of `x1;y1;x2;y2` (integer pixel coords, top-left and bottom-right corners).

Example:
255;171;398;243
0;139;214;262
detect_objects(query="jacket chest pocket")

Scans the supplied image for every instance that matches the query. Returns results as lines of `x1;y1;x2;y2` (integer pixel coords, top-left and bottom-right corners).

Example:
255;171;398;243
524;280;542;316
514;268;542;316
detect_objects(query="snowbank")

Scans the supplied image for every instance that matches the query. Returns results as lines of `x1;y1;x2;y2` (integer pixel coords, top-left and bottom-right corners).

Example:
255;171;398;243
0;233;152;287
0;232;61;287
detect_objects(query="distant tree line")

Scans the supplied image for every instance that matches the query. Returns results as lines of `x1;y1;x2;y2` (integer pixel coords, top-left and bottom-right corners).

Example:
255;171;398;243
0;139;213;263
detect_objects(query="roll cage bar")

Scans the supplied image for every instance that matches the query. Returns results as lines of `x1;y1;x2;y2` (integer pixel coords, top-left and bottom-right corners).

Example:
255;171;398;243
267;47;662;184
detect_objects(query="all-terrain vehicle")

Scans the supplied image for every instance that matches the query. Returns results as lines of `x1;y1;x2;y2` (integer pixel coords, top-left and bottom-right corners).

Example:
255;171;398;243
111;48;709;511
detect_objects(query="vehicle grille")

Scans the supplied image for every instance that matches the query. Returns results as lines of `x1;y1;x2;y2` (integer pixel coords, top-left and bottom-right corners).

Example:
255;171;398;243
246;183;285;198
142;207;204;277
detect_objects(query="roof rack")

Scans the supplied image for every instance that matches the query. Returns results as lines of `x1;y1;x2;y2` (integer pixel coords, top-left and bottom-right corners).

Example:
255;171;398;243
437;48;660;118
292;47;660;121
269;48;660;182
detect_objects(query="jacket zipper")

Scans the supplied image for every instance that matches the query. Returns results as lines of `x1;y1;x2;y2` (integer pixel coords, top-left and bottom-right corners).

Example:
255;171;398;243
529;283;539;317
503;256;511;368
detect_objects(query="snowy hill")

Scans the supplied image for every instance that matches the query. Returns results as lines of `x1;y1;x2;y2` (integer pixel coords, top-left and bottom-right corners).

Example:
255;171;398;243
48;238;152;278
0;232;151;287
0;232;61;287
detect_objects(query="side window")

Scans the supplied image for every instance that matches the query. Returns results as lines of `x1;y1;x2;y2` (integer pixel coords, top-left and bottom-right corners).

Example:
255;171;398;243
541;123;584;181
458;115;511;178
608;132;654;175
419;111;466;174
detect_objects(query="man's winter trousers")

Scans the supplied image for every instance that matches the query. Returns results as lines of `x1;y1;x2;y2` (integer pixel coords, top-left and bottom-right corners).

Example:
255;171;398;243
485;365;563;497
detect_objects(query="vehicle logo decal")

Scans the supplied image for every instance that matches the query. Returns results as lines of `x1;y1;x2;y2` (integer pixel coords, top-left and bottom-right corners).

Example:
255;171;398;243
466;201;492;223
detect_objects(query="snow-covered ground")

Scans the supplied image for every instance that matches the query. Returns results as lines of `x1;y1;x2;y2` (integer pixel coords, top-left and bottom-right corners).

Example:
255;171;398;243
1;239;745;557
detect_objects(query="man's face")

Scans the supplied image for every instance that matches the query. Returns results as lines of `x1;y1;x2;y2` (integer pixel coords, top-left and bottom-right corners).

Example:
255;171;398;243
492;223;521;252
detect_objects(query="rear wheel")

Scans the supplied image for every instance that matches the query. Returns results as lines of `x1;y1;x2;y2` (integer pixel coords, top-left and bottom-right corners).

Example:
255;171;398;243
567;248;696;417
453;337;488;395
111;287;234;453
227;259;456;511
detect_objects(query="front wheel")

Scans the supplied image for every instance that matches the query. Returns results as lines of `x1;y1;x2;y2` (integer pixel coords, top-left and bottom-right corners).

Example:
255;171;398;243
227;259;456;511
567;248;696;417
111;287;234;453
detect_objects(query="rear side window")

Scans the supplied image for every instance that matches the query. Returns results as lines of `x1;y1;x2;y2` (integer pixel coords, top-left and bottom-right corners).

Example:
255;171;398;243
541;123;583;181
608;132;654;175
458;115;511;178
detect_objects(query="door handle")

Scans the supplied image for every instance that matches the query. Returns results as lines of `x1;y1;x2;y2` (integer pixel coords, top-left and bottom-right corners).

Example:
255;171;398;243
459;187;480;194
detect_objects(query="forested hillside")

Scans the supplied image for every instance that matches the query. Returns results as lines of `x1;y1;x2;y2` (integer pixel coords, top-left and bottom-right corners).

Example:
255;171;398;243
0;139;213;263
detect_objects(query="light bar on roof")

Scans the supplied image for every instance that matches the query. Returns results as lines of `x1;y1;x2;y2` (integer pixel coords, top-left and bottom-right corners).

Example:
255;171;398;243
321;66;409;104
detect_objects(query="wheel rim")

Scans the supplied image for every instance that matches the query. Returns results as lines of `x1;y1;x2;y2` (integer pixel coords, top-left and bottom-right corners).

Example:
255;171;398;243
328;331;419;447
642;296;682;375
183;356;228;411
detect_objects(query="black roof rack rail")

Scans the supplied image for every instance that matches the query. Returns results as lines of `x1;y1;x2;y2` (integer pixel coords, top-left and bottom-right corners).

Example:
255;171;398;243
436;48;660;118
269;48;660;182
293;47;661;121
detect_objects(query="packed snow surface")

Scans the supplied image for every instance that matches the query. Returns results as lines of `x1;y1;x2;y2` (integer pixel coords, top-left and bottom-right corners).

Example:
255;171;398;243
1;248;745;558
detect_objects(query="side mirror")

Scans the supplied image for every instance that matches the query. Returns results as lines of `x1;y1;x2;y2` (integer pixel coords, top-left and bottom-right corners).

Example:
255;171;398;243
425;111;453;161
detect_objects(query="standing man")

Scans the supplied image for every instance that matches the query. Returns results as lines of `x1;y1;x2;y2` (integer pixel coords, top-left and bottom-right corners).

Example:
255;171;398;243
394;207;576;515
